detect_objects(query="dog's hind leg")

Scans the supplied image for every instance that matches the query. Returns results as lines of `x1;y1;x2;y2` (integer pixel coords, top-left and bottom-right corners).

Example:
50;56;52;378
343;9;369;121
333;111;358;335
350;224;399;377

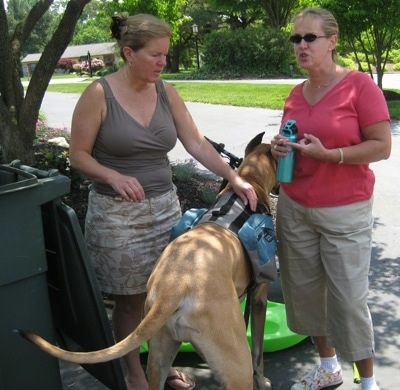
146;329;182;390
192;302;254;390
251;282;272;390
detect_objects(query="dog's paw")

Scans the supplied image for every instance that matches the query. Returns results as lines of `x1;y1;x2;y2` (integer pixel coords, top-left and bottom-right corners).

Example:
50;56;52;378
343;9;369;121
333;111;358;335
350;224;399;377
253;375;272;390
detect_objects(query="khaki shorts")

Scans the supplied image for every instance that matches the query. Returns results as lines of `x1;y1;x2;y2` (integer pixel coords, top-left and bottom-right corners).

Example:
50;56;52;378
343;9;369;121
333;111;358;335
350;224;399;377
85;188;181;295
276;189;375;362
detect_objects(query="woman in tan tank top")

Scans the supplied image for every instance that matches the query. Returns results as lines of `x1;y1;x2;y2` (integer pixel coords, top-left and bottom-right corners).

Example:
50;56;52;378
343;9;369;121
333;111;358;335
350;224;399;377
69;13;258;390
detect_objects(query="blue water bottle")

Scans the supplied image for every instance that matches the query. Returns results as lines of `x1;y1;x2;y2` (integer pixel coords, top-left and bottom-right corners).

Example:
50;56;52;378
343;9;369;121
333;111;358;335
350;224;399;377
277;119;298;183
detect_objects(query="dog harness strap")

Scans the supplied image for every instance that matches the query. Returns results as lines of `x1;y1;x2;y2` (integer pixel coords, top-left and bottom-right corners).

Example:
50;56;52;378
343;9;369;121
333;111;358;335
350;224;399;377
201;192;250;234
210;193;238;218
229;207;252;234
256;202;270;214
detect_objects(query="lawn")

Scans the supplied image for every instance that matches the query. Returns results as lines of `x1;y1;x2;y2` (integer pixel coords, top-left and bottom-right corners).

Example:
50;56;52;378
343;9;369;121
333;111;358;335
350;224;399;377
43;77;400;119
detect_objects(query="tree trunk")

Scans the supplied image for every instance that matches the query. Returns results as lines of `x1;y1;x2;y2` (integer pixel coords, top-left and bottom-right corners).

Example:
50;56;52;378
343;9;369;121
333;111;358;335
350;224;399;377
0;0;92;165
170;45;181;73
0;121;31;164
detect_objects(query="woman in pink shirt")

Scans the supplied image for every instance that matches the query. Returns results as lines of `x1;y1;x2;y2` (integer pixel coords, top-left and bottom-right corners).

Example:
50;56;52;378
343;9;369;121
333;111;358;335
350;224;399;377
271;7;391;390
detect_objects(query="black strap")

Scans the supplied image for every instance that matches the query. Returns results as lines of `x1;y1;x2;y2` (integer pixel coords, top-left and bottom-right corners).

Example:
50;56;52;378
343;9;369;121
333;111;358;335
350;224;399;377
208;193;270;235
210;193;238;218
243;288;252;330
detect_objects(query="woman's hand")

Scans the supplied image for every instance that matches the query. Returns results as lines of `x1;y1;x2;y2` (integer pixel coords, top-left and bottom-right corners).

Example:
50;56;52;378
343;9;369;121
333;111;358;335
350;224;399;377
289;133;326;159
229;173;258;212
289;133;342;162
270;134;291;158
272;133;334;162
109;172;145;202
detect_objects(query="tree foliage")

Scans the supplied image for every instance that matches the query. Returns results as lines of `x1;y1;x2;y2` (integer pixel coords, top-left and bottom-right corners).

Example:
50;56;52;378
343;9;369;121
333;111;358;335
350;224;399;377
103;0;187;43
207;0;261;29
71;1;113;44
208;0;299;29
72;18;111;44
321;0;400;88
258;0;299;28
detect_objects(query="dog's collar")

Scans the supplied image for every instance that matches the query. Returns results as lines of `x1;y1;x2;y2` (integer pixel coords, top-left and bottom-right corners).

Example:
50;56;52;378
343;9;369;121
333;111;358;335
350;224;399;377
255;201;270;215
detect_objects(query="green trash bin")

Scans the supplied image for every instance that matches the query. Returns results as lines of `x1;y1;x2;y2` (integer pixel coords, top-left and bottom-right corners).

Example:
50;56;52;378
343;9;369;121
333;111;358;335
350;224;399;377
0;162;70;390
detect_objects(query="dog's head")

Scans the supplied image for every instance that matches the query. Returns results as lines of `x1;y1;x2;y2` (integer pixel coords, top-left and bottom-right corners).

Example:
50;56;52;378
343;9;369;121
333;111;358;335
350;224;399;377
222;132;278;209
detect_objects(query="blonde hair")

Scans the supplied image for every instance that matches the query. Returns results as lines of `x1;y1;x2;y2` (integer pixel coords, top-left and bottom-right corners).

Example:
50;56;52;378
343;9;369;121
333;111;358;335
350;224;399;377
110;13;171;61
293;7;339;60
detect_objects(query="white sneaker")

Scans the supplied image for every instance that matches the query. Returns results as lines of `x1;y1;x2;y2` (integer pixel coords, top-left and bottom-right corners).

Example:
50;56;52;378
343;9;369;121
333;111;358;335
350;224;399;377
364;383;380;390
291;365;343;390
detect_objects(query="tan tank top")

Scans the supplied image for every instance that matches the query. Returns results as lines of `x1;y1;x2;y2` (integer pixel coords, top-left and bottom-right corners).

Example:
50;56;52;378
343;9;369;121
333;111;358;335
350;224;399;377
92;78;177;198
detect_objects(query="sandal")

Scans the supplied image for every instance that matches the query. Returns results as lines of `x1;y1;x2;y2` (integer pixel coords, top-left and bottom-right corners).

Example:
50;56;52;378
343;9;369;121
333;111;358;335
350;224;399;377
165;369;196;390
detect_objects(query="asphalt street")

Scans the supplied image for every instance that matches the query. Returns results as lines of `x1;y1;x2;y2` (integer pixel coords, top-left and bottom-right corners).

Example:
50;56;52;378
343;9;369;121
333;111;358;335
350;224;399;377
38;77;400;389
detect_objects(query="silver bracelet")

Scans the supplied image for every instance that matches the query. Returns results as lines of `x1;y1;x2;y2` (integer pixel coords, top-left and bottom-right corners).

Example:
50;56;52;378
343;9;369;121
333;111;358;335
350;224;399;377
338;148;344;164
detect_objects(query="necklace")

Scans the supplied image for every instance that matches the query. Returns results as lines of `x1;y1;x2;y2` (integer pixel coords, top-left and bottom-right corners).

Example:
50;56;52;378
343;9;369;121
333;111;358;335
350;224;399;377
307;66;337;89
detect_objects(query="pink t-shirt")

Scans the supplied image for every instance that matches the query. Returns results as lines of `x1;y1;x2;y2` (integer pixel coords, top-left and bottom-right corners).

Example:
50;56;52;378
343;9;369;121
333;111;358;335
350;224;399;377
280;71;390;207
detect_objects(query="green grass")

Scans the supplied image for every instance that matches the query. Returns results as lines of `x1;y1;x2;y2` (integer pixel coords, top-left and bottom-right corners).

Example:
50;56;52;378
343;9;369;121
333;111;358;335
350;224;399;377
21;73;84;82
44;79;400;119
45;81;294;111
386;101;400;120
46;82;93;93
170;82;293;110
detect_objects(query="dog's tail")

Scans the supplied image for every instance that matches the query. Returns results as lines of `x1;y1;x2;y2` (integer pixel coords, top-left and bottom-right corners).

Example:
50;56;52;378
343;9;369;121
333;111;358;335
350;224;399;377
16;293;180;364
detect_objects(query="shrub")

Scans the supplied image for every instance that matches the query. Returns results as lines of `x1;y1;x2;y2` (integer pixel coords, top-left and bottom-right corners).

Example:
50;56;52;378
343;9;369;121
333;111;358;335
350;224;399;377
337;56;357;70
172;160;196;182
35;145;83;190
56;58;77;71
97;64;119;76
80;58;105;73
200;182;219;204
34;124;83;190
171;161;220;212
387;49;400;63
201;27;292;78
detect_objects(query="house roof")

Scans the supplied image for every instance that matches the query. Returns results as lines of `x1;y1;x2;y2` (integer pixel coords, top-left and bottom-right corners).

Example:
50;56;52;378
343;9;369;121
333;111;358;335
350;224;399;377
22;42;118;63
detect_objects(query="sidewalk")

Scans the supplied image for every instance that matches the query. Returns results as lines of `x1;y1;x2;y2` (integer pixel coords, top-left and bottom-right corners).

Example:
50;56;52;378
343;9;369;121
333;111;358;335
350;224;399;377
38;86;400;390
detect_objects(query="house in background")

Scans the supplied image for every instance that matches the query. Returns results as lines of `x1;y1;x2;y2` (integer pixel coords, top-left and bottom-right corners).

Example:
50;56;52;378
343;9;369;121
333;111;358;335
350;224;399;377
21;42;118;77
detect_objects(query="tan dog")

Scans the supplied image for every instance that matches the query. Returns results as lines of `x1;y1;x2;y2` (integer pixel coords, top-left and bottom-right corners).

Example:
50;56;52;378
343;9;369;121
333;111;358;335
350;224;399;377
19;133;278;390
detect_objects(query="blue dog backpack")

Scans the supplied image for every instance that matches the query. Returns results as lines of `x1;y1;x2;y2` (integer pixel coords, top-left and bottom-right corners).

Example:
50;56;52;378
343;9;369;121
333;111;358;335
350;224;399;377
169;208;208;241
170;204;277;283
238;213;277;283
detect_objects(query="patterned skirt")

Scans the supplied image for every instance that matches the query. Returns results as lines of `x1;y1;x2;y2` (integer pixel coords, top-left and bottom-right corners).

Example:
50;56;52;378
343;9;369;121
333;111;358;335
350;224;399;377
85;188;181;295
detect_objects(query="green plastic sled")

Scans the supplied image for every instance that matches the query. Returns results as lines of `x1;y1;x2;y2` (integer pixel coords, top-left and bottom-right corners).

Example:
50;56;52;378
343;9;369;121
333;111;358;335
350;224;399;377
140;300;306;353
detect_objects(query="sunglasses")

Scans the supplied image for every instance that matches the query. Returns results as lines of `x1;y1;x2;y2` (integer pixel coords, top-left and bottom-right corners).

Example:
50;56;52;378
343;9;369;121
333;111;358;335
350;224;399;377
289;34;327;44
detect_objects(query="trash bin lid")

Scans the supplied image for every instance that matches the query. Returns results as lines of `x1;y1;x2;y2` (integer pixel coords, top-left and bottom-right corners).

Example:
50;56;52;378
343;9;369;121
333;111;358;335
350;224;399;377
0;165;38;195
42;200;126;389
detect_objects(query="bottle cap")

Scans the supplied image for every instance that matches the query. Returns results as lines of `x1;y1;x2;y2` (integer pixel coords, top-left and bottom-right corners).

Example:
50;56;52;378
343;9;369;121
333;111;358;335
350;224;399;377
281;119;297;137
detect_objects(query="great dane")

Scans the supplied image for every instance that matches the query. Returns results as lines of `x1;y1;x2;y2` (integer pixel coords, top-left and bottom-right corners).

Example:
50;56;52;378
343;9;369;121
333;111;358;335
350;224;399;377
19;133;278;390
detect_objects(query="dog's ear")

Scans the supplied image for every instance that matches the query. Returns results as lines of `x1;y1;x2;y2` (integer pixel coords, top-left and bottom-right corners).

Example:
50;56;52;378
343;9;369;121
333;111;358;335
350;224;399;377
244;132;265;157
